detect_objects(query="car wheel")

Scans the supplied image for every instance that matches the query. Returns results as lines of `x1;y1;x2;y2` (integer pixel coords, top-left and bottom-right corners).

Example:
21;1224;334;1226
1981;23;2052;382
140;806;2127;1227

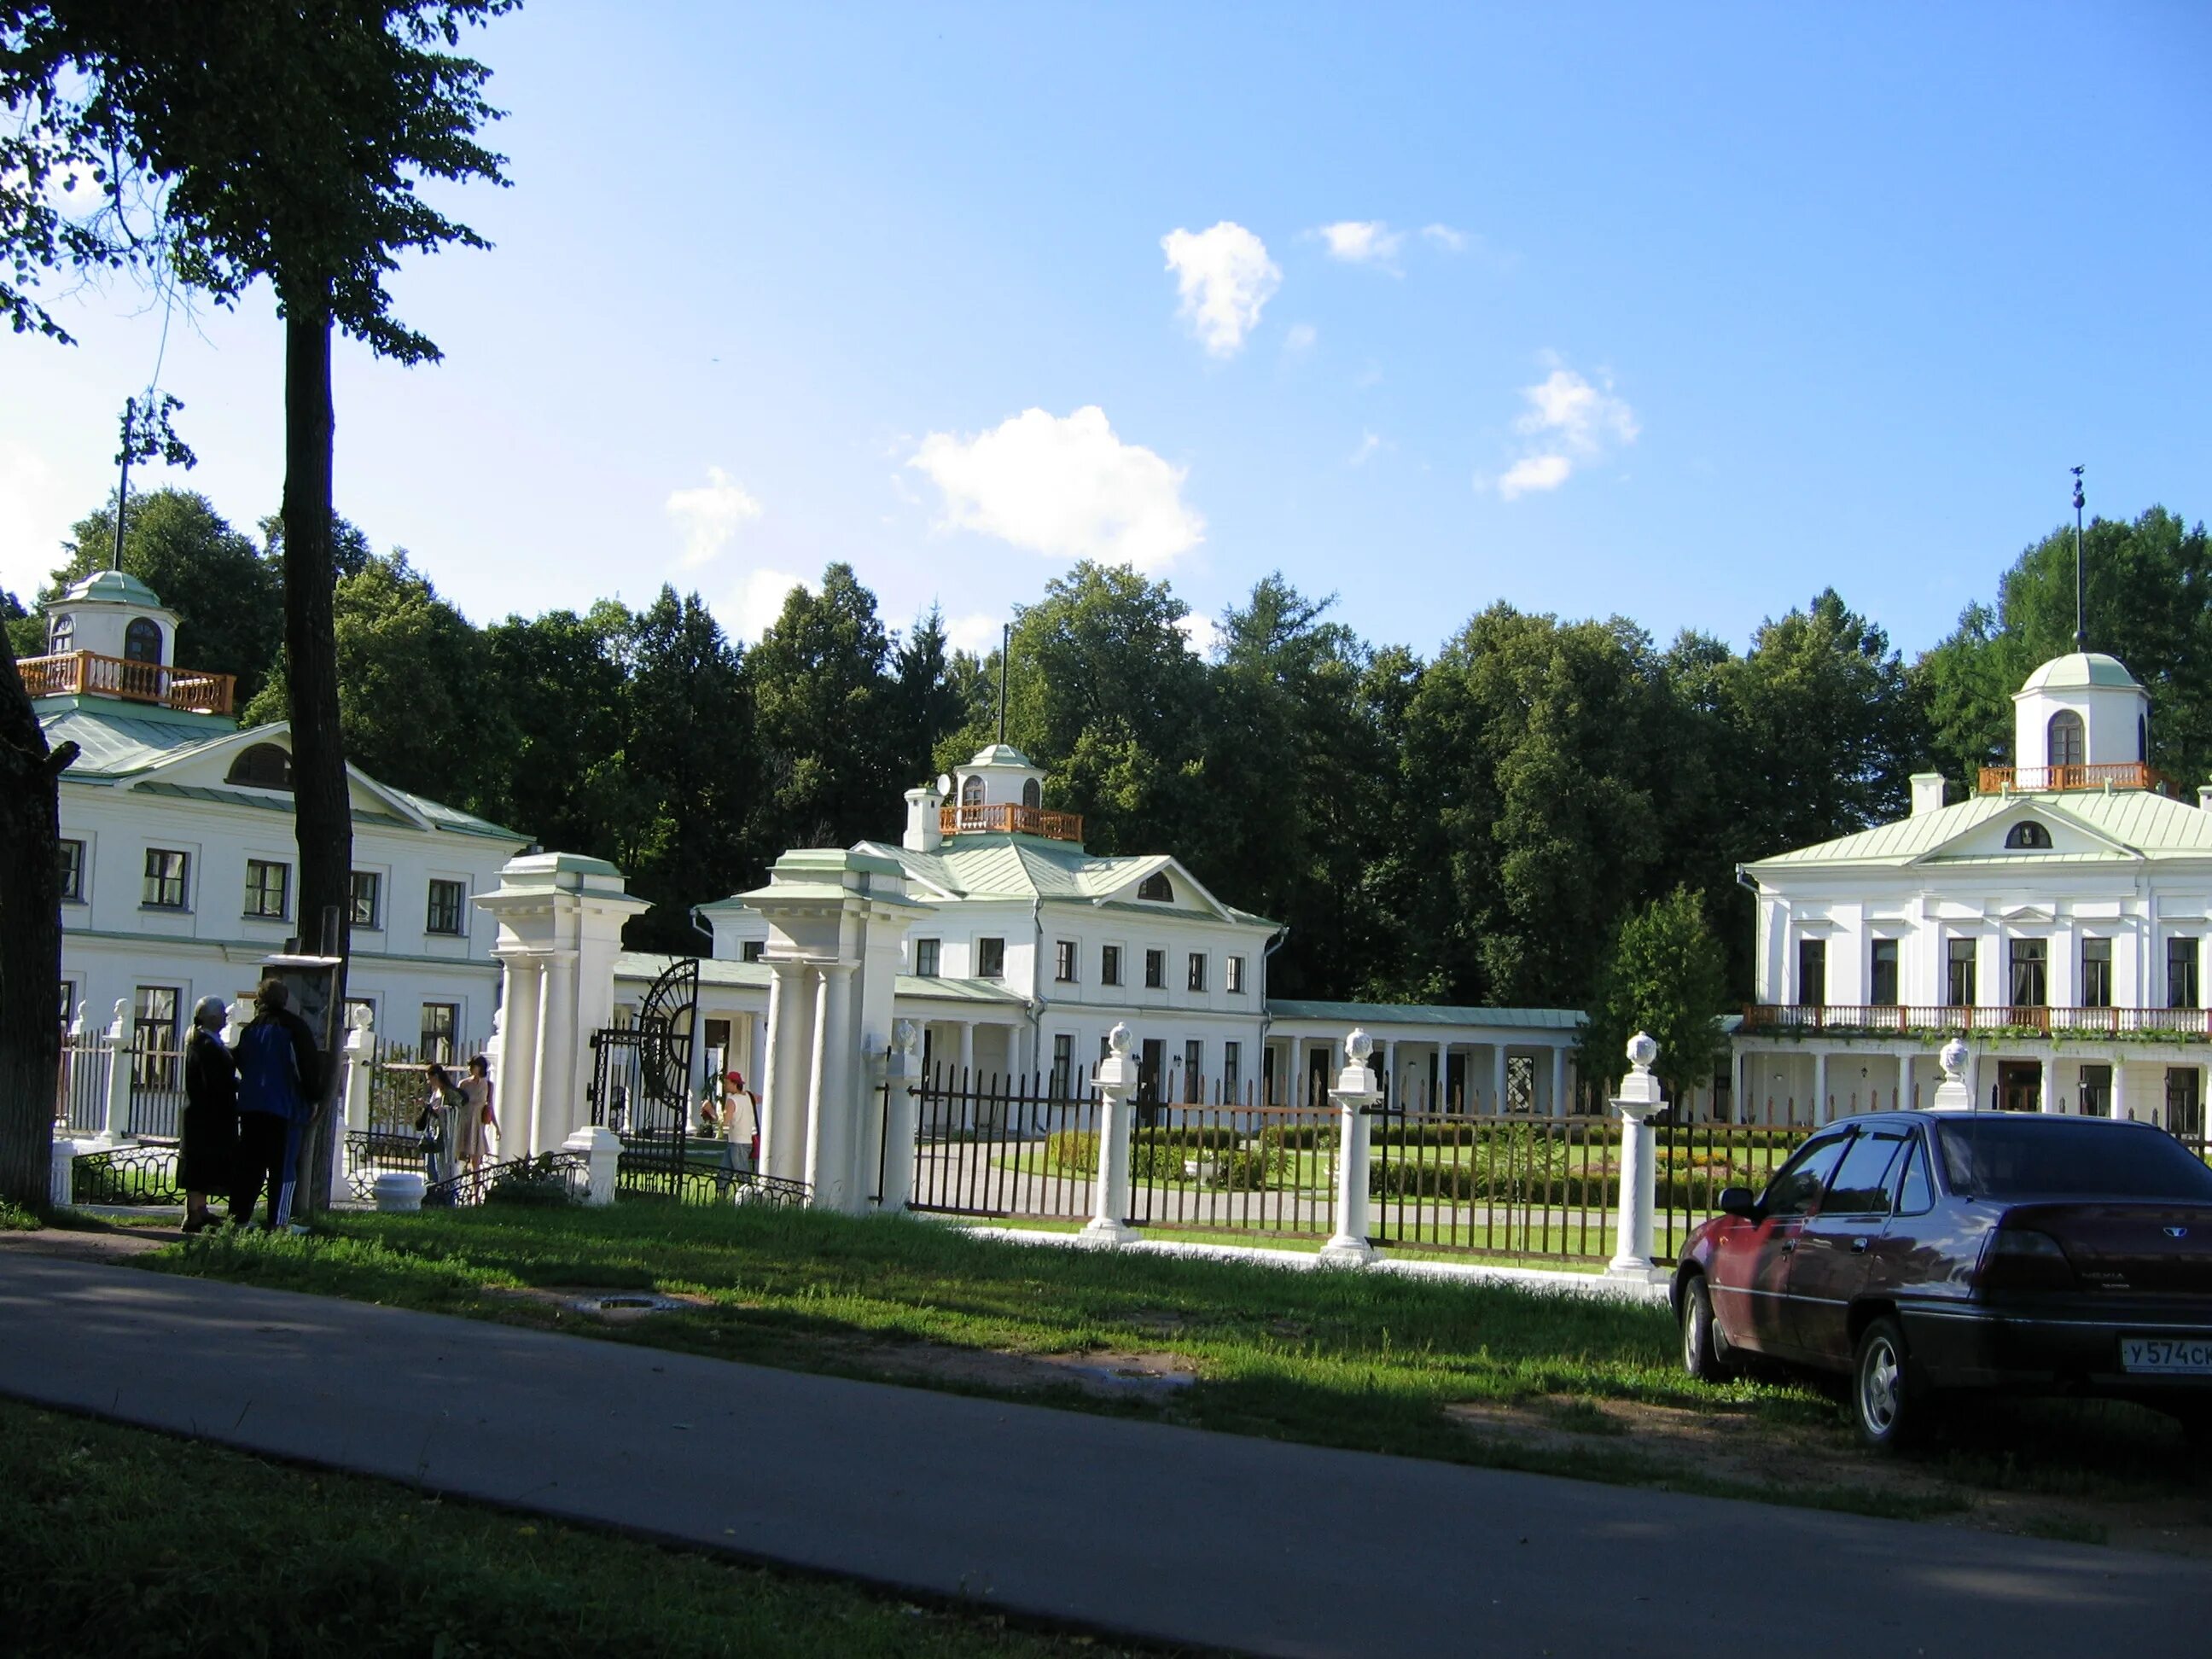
1850;1316;1926;1451
1680;1275;1735;1382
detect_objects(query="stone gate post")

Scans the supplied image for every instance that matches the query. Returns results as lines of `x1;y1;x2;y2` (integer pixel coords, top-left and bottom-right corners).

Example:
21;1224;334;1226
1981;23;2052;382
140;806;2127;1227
1080;1023;1141;1249
96;999;131;1146
330;1004;375;1199
877;1020;923;1212
1321;1029;1381;1266
1608;1033;1668;1284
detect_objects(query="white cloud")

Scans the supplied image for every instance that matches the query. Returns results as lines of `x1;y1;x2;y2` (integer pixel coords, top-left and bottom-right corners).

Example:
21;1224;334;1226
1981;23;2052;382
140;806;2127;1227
908;405;1204;570
1284;322;1318;356
1497;455;1573;499
664;466;763;568
1421;223;1469;252
1316;220;1405;265
945;612;1002;655
1488;362;1639;499
1178;612;1224;659
1349;431;1384;467
732;567;810;641
1160;222;1280;358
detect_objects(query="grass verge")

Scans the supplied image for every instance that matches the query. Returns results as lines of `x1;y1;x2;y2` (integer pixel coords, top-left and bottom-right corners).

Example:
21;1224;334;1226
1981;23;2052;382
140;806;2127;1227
0;1396;1169;1657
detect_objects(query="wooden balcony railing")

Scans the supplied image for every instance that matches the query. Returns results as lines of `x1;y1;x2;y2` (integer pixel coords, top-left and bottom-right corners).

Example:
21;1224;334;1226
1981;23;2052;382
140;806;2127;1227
1976;761;2174;795
940;802;1084;842
18;650;235;715
1741;1003;2212;1039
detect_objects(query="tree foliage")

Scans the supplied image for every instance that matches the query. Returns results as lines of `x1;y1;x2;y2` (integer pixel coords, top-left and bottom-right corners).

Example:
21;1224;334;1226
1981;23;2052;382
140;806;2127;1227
1579;886;1732;1100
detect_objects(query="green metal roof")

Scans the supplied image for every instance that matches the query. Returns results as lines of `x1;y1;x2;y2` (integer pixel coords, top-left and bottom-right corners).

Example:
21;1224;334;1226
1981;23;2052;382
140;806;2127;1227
613;952;1026;1006
55;568;168;608
2017;652;2142;694
1749;787;2212;871
1266;998;1585;1031
855;837;1278;928
134;780;415;830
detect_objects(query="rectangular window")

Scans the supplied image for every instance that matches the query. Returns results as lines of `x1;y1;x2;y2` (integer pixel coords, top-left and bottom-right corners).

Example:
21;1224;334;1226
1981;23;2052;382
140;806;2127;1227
2169;936;2200;1010
740;940;765;963
1947;937;1977;1007
132;985;180;1090
1226;954;1246;994
1796;937;1826;1006
244;858;290;919
1183;1039;1204;1103
914;938;940;977
1144;948;1166;990
2167;1067;2203;1139
1138;1038;1164;1103
975;937;1005;980
142;847;189;910
2009;938;2048;1009
350;870;382;928
1051;1033;1073;1098
1186;952;1207;992
2079;1062;2112;1119
1869;939;1899;1006
1054;940;1078;983
420;1002;458;1065
58;839;84;903
427;878;468;935
2081;937;2112;1009
1224;1040;1242;1100
1100;945;1122;987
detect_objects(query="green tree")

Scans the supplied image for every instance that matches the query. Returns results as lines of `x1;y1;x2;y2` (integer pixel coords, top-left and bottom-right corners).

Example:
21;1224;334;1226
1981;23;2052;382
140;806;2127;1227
1579;886;1731;1103
749;565;899;852
1;589;37;661
44;488;283;702
884;606;965;794
478;601;638;861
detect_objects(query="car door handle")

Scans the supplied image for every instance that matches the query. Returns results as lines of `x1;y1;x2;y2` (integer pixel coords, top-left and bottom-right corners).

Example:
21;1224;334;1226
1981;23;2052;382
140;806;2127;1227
1778;1239;1796;1253
1850;1237;1870;1254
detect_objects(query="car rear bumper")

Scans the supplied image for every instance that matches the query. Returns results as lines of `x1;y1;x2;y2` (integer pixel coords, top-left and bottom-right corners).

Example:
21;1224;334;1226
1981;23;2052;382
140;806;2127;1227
1901;1299;2212;1399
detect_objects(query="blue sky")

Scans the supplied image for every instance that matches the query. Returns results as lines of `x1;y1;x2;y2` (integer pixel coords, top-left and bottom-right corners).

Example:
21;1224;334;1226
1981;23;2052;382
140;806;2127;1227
4;2;2208;663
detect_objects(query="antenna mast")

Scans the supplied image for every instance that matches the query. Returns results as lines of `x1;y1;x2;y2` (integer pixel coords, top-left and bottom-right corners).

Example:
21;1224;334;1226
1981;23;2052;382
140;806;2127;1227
2070;465;2087;653
997;621;1010;744
110;398;137;572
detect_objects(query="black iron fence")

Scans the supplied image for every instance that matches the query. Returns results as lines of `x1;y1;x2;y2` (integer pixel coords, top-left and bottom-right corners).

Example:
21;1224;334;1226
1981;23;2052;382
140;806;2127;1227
1125;1097;1339;1238
910;1066;1101;1220
126;1038;185;1140
1369;1108;1619;1259
73;1142;183;1206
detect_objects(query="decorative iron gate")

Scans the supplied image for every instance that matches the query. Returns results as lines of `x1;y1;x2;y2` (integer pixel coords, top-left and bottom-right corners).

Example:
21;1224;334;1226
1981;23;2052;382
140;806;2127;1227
589;957;698;1197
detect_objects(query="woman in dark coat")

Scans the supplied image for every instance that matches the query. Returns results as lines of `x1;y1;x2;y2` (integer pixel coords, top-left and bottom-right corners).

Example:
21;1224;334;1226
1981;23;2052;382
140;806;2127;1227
179;996;238;1233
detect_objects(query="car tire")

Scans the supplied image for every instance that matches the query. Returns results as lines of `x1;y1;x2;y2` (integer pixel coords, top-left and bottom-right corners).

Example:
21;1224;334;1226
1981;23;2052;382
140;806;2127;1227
1850;1316;1927;1451
1680;1275;1736;1382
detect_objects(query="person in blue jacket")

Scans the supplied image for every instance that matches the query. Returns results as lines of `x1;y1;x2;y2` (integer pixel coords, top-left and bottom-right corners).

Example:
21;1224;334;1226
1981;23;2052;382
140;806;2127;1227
233;978;322;1230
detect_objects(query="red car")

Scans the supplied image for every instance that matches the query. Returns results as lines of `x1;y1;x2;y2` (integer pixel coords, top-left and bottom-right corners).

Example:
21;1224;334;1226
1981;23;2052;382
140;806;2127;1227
1673;1110;2212;1448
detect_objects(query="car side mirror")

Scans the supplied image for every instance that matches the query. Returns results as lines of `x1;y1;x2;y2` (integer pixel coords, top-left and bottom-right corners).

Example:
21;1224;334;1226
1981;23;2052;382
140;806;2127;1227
1717;1185;1759;1219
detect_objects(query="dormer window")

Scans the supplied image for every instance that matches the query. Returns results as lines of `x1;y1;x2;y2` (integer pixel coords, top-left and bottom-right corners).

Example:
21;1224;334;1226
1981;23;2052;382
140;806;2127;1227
226;743;295;790
1137;871;1173;903
2005;821;2052;850
125;618;163;664
48;613;74;654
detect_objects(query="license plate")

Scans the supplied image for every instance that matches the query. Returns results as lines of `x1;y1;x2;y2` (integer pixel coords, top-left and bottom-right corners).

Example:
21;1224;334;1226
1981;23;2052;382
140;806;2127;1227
2120;1336;2212;1375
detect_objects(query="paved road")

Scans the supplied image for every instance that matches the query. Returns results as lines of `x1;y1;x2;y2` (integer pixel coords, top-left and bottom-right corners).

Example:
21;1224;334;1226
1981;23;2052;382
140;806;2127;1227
1;1249;2205;1657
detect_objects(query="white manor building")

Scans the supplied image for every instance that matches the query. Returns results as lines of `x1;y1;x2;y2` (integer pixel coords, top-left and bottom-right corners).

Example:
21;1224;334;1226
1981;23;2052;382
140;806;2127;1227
28;569;526;1067
620;742;1590;1121
1737;647;2212;1135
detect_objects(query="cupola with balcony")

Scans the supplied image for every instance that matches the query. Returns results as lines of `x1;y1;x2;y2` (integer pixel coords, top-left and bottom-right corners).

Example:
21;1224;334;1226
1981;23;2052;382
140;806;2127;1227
900;742;1082;852
23;569;236;719
1982;651;2160;795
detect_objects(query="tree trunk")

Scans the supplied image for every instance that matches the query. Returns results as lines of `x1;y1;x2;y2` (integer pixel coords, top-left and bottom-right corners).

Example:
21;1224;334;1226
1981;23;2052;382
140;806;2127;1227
0;626;76;1211
282;300;352;1213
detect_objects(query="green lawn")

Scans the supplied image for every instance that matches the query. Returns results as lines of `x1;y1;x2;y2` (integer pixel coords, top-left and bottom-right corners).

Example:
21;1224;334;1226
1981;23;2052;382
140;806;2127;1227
0;1398;1159;1659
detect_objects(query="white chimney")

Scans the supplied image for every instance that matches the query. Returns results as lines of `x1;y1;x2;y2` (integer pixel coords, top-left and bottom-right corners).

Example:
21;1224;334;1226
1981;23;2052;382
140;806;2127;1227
902;784;944;853
1910;773;1947;817
2197;785;2212;814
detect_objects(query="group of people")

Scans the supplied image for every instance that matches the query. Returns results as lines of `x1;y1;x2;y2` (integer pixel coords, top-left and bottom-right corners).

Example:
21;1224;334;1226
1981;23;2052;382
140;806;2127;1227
178;978;323;1233
416;1056;497;1193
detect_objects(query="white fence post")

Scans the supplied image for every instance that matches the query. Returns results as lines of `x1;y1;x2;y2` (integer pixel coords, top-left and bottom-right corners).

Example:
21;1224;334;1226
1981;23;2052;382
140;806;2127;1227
563;1125;621;1207
878;1021;921;1213
1080;1022;1141;1249
1322;1028;1381;1266
331;1004;375;1201
1608;1032;1667;1283
96;999;131;1146
49;1129;75;1210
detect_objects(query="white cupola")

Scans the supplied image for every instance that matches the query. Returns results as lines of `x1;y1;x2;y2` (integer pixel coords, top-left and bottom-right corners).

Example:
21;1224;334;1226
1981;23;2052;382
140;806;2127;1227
2012;652;2151;778
40;568;178;668
952;742;1048;814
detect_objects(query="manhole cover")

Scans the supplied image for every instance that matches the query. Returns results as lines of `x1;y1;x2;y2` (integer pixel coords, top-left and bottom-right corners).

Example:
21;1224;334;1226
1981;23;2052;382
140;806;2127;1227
571;1294;686;1316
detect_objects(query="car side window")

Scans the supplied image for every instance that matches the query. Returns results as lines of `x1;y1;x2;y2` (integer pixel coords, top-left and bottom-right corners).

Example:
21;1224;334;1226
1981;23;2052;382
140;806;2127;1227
1893;1136;1935;1215
1825;1129;1910;1215
1761;1132;1851;1220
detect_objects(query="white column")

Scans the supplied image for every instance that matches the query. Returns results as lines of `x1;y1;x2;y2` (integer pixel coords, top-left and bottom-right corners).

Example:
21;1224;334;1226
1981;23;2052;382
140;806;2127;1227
494;958;542;1151
1380;1039;1396;1109
2114;1060;2131;1121
760;961;815;1184
1552;1045;1569;1118
1491;1042;1508;1115
957;1021;976;1127
1080;1022;1140;1249
536;950;578;1147
2040;1055;2059;1114
878;1021;921;1212
1965;1048;1982;1115
1287;1036;1303;1106
1609;1033;1667;1284
1321;1029;1381;1266
96;999;130;1145
805;963;863;1213
1436;1042;1454;1112
1813;1049;1831;1124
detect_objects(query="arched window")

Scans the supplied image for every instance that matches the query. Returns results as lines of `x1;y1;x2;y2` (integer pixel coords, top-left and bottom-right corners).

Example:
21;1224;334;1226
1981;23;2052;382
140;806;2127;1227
960;775;985;806
124;618;163;664
2047;709;2085;771
2005;820;2052;850
1021;777;1041;810
225;742;294;790
1137;871;1173;902
47;613;74;654
2139;714;2149;763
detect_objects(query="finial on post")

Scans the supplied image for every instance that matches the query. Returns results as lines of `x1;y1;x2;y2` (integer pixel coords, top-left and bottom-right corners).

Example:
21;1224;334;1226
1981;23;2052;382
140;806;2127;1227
1931;1036;1973;1111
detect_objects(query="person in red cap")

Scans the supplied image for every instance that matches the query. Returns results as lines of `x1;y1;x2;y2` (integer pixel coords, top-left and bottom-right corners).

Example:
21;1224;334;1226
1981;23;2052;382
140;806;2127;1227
724;1069;760;1167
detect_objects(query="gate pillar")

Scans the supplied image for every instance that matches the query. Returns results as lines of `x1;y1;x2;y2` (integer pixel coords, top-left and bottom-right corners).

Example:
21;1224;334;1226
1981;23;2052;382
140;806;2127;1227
475;853;649;1155
742;849;932;1214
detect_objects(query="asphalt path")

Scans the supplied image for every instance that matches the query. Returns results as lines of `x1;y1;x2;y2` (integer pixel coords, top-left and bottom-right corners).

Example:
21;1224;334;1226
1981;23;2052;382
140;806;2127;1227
0;1248;2205;1657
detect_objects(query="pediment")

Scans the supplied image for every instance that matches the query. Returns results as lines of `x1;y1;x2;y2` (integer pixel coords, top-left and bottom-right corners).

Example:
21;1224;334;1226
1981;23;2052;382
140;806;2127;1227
1910;799;2141;864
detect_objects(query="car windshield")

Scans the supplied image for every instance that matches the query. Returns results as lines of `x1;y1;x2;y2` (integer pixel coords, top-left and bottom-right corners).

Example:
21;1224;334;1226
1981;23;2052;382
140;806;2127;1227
1936;1119;2212;1201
